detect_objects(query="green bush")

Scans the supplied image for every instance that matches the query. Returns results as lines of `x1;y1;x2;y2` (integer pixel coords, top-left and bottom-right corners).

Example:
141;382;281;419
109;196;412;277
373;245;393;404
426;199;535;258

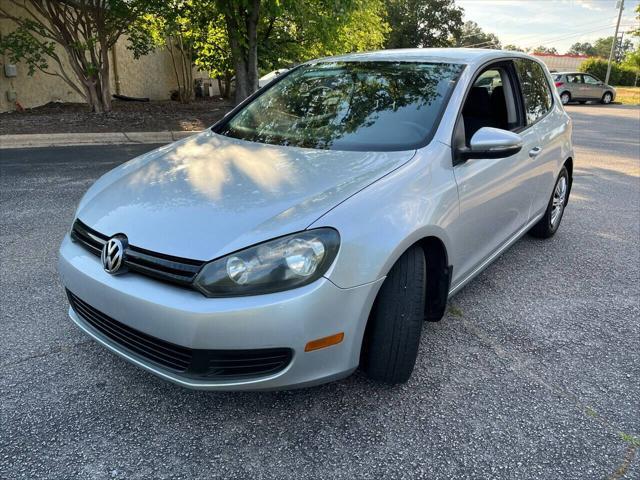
579;58;638;86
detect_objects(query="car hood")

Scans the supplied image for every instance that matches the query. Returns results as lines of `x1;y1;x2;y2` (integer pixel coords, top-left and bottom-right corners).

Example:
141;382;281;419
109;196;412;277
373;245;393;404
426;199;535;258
77;131;415;260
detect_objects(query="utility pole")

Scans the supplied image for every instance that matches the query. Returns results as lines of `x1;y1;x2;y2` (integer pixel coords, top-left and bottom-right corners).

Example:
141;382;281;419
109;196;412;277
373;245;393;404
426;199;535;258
605;0;624;85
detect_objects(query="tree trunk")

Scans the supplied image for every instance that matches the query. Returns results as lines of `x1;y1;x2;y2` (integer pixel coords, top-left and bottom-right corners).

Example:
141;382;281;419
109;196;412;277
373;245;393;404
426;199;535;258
245;0;260;95
224;72;232;98
233;54;250;103
99;45;112;112
225;0;261;105
85;81;104;113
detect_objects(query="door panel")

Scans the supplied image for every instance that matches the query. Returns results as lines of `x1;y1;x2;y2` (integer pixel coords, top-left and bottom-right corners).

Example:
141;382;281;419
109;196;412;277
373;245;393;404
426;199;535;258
449;58;556;286
582;74;603;99
521;115;563;217
451;143;536;284
565;74;585;99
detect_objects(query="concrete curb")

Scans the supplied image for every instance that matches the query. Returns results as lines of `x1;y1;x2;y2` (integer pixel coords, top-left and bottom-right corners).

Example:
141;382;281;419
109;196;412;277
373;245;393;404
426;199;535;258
0;130;201;149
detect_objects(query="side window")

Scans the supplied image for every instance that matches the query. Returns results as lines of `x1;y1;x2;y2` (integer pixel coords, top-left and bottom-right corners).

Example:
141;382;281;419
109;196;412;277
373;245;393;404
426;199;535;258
514;59;553;125
458;65;520;146
474;69;502;94
583;75;600;85
566;74;582;84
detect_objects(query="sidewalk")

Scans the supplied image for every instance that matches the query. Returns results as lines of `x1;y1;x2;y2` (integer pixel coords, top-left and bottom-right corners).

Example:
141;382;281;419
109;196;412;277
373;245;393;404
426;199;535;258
0;130;201;149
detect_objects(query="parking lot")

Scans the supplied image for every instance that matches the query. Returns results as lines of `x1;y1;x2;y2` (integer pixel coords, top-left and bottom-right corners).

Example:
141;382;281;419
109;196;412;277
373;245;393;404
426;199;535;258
1;104;639;479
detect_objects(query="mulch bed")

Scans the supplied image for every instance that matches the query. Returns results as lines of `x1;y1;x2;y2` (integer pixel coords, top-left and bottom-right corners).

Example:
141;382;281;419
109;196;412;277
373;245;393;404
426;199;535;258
0;98;234;135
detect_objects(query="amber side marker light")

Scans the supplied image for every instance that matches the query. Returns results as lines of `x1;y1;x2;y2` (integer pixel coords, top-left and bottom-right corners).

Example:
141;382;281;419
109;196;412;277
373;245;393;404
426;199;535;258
304;332;344;352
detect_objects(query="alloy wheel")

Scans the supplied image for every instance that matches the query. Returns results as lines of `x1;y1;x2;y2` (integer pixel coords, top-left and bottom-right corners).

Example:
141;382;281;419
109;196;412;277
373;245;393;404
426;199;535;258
550;176;567;228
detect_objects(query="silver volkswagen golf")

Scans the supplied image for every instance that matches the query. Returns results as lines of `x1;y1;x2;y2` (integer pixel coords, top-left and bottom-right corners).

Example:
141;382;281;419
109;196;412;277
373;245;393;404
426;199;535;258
59;49;573;390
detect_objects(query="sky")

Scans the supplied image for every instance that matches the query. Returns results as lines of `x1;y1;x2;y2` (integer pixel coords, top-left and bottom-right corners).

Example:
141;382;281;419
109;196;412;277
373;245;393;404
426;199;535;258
456;0;640;53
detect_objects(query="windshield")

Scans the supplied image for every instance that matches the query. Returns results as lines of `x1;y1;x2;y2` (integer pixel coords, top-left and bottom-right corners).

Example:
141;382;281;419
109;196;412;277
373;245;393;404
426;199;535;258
216;61;464;151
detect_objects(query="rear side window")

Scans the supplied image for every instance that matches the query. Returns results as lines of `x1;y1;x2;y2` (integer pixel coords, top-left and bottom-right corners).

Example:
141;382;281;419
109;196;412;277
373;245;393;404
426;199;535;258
514;59;553;125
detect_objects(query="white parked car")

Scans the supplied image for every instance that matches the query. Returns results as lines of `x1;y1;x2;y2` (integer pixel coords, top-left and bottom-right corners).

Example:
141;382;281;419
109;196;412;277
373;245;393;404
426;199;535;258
258;69;289;88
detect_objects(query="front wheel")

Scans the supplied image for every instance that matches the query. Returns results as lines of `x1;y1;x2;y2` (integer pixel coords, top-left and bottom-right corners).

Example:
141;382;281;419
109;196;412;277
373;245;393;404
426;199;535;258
601;92;613;104
529;167;569;239
361;245;426;384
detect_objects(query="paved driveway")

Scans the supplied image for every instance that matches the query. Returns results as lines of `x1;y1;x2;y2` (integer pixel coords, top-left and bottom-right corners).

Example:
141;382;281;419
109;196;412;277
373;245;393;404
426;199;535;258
1;104;639;479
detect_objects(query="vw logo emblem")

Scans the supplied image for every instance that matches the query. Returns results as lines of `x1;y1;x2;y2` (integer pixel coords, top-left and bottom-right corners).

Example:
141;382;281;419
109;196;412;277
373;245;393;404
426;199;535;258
101;236;127;274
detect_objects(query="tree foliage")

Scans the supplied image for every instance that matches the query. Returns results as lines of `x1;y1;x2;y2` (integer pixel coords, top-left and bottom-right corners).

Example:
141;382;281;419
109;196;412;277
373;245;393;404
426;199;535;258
129;0;221;103
621;49;639;75
567;42;596;56
384;0;463;49
129;1;235;101
621;4;640;78
259;0;388;73
455;20;500;49
532;46;558;55
579;58;637;86
592;36;634;61
503;44;526;52
0;0;149;112
216;0;388;104
191;14;233;97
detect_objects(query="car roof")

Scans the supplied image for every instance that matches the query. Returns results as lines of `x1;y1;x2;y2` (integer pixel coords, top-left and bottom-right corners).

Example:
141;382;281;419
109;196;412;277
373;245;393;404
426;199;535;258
555;72;581;75
309;48;538;67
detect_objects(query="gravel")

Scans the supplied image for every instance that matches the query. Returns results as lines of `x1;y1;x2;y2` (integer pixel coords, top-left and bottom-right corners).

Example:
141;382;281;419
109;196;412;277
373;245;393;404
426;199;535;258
1;104;638;479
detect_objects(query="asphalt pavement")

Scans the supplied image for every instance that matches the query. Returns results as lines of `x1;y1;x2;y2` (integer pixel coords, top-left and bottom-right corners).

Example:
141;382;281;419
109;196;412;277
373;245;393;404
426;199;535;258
1;104;639;479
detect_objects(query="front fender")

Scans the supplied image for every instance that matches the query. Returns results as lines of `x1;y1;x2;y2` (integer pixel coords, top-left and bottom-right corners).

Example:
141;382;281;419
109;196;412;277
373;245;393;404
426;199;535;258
312;142;458;289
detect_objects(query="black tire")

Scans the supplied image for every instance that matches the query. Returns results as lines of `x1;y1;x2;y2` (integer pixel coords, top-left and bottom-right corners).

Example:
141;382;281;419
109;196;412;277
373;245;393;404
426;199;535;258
361;245;426;384
529;166;569;239
601;92;613;104
578;101;587;104
560;92;571;105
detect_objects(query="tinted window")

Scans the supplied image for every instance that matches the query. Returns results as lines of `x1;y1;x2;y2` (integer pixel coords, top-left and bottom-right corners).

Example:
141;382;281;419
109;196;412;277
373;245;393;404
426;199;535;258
566;74;582;84
515;59;553;124
217;61;464;151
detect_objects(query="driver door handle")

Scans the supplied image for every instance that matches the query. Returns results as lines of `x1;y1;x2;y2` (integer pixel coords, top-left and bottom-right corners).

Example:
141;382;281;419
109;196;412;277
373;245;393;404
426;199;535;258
529;147;542;158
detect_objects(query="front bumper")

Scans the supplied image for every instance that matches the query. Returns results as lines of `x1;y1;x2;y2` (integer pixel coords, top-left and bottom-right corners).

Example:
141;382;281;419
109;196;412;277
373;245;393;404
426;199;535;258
58;235;383;390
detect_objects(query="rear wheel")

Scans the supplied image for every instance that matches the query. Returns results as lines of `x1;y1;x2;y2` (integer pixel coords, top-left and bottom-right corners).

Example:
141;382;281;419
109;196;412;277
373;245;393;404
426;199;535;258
601;92;613;104
529;167;569;239
361;246;426;384
560;92;571;105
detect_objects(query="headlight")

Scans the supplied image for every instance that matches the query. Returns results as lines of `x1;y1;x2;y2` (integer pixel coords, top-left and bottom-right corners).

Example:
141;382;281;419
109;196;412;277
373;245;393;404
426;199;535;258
194;228;340;297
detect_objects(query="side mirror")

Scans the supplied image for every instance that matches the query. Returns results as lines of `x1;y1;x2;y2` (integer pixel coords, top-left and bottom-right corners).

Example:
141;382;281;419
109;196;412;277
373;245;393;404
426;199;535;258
455;127;523;163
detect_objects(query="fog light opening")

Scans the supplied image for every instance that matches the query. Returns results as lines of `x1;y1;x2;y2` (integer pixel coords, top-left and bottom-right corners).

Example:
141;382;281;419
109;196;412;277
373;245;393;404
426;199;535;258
304;332;344;352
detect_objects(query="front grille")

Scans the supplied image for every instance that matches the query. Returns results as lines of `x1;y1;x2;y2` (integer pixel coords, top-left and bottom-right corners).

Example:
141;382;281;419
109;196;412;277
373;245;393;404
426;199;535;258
68;290;192;371
71;219;204;287
67;290;293;380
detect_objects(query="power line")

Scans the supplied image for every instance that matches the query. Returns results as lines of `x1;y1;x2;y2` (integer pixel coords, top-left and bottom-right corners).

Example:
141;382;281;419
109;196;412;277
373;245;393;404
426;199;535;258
461;23;624;49
523;23;633;50
461;16;630;47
